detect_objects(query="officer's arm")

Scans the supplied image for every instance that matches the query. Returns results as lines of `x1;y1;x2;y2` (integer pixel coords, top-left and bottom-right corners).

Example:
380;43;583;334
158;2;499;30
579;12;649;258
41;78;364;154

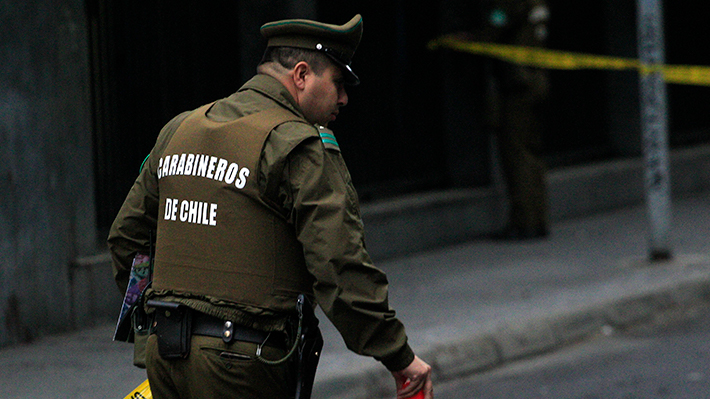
276;132;414;371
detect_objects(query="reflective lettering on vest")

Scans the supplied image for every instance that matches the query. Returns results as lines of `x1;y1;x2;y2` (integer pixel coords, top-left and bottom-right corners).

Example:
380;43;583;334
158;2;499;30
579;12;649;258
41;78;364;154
158;155;169;179
176;153;186;175
192;154;201;176
169;155;179;176
214;159;228;181
225;163;239;184
236;167;250;189
206;156;218;179
157;152;250;190
165;197;217;226
184;154;195;175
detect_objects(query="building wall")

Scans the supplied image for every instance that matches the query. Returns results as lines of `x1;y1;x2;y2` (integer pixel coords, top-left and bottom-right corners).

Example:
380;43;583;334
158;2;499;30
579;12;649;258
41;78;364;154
0;0;100;346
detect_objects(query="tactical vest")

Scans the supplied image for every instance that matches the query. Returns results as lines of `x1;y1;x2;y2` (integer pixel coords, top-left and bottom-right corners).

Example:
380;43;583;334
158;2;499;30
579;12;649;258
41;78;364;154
152;104;315;313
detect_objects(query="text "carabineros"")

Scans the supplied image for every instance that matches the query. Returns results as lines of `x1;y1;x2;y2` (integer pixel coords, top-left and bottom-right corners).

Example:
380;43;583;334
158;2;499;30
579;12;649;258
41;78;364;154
158;153;250;189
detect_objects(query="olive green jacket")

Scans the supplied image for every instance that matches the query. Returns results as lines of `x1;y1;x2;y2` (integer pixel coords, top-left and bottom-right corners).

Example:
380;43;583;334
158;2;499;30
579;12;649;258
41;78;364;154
107;74;414;371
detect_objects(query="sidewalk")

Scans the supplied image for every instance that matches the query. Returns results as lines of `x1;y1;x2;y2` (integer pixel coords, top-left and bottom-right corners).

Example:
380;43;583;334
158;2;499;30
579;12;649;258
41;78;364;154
2;194;710;399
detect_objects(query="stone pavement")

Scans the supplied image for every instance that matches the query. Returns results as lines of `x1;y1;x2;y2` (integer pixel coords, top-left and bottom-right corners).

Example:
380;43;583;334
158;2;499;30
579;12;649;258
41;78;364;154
2;194;710;399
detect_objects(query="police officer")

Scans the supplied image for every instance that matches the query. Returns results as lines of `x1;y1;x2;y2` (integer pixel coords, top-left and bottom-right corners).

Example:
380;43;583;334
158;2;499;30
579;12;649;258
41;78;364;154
108;14;433;399
471;0;551;240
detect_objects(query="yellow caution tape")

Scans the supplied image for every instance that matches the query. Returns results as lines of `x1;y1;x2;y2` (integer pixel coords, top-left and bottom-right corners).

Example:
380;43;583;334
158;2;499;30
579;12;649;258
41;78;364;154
428;35;710;86
124;379;152;399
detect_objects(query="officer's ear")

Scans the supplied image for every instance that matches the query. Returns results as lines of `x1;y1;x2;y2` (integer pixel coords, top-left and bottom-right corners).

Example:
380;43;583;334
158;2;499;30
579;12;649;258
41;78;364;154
292;61;310;90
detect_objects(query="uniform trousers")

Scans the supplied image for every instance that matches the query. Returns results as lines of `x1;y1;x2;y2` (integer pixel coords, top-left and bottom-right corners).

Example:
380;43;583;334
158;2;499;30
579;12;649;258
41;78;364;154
146;333;294;399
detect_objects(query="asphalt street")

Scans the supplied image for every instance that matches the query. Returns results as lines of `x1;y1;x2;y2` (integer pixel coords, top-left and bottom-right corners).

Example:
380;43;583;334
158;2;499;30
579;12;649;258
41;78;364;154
435;304;710;398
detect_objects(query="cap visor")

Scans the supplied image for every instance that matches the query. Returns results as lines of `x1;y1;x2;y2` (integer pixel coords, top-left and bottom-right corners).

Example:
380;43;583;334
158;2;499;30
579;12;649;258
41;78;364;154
324;53;360;85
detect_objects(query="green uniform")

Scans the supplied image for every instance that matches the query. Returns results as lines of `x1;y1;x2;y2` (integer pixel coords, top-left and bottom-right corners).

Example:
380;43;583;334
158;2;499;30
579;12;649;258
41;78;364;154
478;0;550;237
107;74;414;397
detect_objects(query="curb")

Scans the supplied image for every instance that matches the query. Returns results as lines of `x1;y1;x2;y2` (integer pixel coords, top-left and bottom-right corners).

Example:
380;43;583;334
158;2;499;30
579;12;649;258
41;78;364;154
314;271;710;399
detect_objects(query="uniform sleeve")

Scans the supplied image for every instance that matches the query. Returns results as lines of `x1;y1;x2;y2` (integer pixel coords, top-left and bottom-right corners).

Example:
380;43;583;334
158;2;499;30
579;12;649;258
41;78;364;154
107;112;189;294
264;128;414;371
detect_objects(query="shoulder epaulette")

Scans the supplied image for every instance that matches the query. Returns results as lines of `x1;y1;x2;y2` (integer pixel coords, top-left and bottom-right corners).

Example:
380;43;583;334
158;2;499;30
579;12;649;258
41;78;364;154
318;126;340;152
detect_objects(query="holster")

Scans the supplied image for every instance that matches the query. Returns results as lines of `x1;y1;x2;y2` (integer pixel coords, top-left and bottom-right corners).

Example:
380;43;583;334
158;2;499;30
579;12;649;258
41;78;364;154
131;282;153;368
131;302;151;368
148;300;193;359
293;294;323;399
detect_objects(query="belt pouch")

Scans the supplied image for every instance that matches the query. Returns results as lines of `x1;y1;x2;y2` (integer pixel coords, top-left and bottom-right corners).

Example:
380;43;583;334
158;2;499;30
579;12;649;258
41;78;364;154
148;300;192;360
131;305;150;368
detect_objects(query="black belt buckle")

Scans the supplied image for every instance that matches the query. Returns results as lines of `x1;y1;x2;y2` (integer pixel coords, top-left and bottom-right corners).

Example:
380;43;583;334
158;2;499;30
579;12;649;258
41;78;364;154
148;300;192;359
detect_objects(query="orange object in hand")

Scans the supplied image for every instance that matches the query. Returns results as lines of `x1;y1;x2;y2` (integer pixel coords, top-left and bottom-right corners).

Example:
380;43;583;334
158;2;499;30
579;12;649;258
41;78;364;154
402;380;425;399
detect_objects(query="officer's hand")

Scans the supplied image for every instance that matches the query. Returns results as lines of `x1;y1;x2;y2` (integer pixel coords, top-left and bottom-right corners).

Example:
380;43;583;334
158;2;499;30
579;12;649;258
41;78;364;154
391;355;433;399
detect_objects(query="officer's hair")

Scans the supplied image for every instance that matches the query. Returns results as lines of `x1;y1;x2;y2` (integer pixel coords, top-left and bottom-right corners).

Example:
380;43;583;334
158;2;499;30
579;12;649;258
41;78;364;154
258;46;330;76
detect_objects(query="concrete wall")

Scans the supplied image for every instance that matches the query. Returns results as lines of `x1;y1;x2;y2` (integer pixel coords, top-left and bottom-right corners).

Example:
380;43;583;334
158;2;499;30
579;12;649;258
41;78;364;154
0;0;104;347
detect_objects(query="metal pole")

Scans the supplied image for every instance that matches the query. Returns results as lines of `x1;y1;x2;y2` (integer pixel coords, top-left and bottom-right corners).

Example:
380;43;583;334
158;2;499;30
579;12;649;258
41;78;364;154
636;0;672;260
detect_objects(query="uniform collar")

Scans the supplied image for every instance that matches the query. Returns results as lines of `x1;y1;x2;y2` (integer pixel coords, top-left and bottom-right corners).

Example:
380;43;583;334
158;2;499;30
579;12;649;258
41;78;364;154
206;75;308;122
239;74;306;119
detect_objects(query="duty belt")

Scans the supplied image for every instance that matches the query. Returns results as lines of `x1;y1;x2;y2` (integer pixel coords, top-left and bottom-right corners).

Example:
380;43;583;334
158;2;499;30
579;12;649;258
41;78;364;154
147;299;288;350
191;310;288;349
